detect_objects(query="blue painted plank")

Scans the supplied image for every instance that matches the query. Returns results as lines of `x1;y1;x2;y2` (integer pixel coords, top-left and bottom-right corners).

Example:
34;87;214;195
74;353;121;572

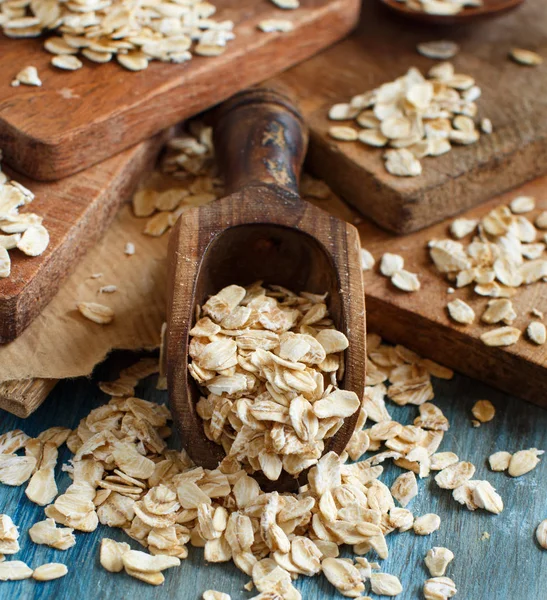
0;359;545;599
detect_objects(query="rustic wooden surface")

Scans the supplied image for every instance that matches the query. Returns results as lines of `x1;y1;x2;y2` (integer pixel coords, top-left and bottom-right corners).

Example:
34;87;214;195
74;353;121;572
0;354;545;599
0;0;360;181
274;0;547;233
357;175;547;407
167;88;365;486
0;134;164;343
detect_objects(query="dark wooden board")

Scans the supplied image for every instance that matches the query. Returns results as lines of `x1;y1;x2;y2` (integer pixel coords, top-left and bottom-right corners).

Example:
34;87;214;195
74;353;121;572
274;0;547;233
0;0;360;181
0;135;164;343
0;355;545;599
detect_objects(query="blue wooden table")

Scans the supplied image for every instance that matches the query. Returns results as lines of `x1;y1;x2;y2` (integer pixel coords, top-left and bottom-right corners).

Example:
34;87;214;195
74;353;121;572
0;355;546;600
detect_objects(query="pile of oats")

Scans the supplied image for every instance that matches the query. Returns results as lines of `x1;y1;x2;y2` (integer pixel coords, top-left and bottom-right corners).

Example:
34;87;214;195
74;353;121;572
0;341;458;596
1;1;235;73
0;343;542;595
397;0;482;16
188;282;360;481
428;195;547;347
327;63;489;177
0;151;50;278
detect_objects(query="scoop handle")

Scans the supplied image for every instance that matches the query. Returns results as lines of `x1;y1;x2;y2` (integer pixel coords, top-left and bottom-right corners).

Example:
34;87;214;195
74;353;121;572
213;85;308;196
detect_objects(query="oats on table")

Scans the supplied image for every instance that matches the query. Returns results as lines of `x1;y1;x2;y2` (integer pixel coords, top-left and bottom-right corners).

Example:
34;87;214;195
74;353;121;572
471;400;495;423
527;321;546;345
447;299;475;325
270;0;300;8
435;461;475;489
508;448;544;477
258;19;294;33
77;302;114;325
327;63;488;176
424;547;454;577
370;572;403;596
360;248;375;271
1;1;235;73
536;520;547;550
423;576;457;600
488;451;512;472
413;513;441;535
32;563;68;581
417;40;459;60
510;48;543;66
12;65;41;87
0;560;33;581
480;327;521;347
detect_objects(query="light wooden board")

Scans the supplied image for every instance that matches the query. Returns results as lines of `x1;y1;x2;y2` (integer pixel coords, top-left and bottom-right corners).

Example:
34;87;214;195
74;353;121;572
0;134;165;343
358;175;547;407
0;0;360;181
274;0;547;233
0;358;546;599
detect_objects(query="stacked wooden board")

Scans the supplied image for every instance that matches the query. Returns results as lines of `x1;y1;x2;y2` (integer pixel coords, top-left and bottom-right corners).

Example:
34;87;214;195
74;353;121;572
0;0;360;180
275;0;547;233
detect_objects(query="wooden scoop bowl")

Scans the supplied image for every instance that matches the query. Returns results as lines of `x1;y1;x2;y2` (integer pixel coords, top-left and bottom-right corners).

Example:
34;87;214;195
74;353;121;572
166;86;366;490
380;0;524;25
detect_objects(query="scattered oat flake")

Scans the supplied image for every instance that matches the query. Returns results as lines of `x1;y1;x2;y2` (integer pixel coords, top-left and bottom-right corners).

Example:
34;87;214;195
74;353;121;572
471;400;495;423
527;321;546;345
510;48;543;66
481;531;490;541
124;242;135;255
424;547;454;577
203;592;231;600
536;520;547;550
258;19;293;33
414;514;441;536
417;40;459;60
380;253;404;277
488;451;511;472
480;327;521;347
360;248;375;271
270;0;299;8
33;563;68;581
0;560;33;581
77;302;114;325
510;196;535;214
508;448;543;477
99;285;117;294
423;577;457;600
392;270;420;292
447;299;475;325
16;224;49;256
13;65;41;86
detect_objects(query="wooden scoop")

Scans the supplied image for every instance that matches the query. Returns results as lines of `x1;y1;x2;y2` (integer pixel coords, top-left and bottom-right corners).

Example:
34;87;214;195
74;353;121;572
166;86;366;489
380;0;524;25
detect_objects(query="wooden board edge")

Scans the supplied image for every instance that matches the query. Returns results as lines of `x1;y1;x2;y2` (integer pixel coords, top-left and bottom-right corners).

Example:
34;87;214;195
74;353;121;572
0;133;166;343
306;123;547;235
0;378;57;418
3;0;361;181
366;294;547;408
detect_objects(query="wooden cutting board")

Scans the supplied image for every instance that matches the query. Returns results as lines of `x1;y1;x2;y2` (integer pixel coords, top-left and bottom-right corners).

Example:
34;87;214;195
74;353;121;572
274;0;547;233
0;0;360;181
359;176;547;407
0;134;165;343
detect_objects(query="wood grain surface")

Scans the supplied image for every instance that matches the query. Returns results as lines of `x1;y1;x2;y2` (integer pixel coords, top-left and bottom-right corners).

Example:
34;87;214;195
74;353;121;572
357;175;547;407
274;0;547;233
0;355;545;599
0;135;165;343
0;379;56;418
167;87;365;488
0;0;360;181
